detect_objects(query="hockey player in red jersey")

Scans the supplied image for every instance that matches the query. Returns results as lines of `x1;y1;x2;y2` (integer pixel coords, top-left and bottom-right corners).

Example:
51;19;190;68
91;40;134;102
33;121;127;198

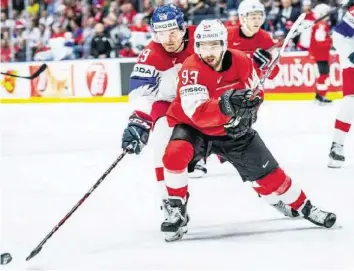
309;3;333;104
227;0;280;81
328;0;354;167
161;19;336;241
121;5;207;230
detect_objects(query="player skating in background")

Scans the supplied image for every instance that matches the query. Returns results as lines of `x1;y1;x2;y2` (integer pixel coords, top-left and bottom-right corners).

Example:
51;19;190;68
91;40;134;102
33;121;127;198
309;3;333;104
328;0;354;167
228;0;280;81
161;20;336;241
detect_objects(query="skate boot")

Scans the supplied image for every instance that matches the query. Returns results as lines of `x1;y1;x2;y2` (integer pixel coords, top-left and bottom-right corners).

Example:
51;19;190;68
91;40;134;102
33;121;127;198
300;200;336;228
315;93;332;105
188;158;207;178
272;201;299;218
328;142;345;168
161;197;188;242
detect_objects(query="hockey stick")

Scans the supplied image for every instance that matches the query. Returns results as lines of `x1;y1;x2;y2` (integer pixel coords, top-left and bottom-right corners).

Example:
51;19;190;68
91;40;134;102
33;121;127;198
1;64;47;80
26;148;130;261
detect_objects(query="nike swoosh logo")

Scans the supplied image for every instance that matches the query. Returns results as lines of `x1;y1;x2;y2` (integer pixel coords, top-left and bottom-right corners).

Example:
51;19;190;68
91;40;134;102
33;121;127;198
233;42;240;46
217;77;222;83
263;161;269;168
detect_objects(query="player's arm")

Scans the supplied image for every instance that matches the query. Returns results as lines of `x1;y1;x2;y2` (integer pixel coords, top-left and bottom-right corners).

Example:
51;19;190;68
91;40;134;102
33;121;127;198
218;55;263;138
178;68;231;128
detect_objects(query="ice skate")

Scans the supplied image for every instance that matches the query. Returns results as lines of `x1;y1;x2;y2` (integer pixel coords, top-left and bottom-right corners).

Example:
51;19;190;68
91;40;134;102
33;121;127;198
188;158;207;178
300;200;336;228
328;142;345;168
272;201;299;218
161;197;189;242
315;93;332;105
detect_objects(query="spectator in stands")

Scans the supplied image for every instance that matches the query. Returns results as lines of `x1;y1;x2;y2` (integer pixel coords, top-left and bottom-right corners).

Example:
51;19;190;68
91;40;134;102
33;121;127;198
82;17;96;57
143;0;155;22
15;37;26;62
187;0;207;15
224;9;239;27
90;22;114;58
273;0;301;33
118;2;137;25
119;41;136;57
27;0;40;18
39;10;54;27
129;13;151;55
1;39;11;62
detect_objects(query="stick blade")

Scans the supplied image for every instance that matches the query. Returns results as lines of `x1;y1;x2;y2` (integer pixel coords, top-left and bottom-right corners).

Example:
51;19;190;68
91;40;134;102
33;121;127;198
26;247;42;261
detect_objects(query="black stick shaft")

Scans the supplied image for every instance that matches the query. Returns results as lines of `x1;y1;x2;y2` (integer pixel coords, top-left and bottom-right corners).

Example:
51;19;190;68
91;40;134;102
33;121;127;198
1;64;47;79
26;149;128;261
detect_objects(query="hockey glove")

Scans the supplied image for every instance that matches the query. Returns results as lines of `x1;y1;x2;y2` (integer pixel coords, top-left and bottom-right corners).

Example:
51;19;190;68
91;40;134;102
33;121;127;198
219;89;263;119
121;111;153;154
223;114;254;139
253;48;272;70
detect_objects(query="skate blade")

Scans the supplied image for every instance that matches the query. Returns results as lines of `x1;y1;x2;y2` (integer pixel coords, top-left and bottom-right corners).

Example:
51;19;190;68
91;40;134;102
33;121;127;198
188;170;207;179
328;158;344;168
164;226;188;242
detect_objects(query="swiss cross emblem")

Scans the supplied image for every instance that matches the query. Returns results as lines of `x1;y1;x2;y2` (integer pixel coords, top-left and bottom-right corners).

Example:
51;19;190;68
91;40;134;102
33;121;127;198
158;13;168;20
203;24;211;31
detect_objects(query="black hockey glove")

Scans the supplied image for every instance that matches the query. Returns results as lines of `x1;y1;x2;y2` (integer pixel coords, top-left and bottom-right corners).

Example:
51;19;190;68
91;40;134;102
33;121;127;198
121;111;153;154
219;89;263;119
219;89;262;139
223;114;254;139
253;48;272;69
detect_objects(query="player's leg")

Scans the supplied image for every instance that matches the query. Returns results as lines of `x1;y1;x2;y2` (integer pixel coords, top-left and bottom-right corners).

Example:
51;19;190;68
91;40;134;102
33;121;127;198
218;130;336;228
150;101;174;221
162;124;207;241
328;34;354;168
315;61;332;104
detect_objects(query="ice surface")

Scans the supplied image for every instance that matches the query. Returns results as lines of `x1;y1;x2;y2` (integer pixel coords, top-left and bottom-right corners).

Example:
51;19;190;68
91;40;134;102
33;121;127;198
0;101;353;270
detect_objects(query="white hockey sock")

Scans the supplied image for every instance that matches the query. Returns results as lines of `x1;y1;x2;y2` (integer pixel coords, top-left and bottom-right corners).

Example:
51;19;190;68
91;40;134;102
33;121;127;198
333;96;354;145
164;169;188;200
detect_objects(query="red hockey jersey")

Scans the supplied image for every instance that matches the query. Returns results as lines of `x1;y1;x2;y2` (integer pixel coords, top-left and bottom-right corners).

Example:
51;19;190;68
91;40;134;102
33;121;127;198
308;21;332;61
129;25;196;104
227;25;279;79
167;49;258;136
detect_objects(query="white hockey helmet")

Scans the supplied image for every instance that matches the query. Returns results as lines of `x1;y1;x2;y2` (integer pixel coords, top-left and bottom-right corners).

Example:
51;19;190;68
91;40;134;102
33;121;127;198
237;0;265;20
194;19;228;53
313;4;331;20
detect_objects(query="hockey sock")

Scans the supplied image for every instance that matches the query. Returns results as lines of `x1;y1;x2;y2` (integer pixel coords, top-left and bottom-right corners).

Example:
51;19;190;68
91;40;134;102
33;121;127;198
252;167;307;211
163;140;194;200
316;74;329;97
333;95;354;145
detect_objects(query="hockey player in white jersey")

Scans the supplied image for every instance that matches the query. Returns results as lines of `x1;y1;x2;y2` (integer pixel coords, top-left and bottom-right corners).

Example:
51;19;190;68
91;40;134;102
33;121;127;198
328;0;354;168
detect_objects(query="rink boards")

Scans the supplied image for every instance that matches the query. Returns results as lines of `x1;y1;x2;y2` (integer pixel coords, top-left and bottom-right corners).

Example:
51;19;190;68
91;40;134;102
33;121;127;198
0;51;343;103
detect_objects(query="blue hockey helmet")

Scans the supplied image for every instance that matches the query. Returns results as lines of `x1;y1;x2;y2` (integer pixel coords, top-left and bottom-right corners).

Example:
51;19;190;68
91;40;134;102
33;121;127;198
150;4;186;33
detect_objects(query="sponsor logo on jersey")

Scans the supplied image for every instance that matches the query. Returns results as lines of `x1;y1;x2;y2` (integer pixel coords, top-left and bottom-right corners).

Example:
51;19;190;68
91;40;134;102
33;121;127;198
86;63;108;96
180;84;208;96
131;64;156;78
153;19;178;31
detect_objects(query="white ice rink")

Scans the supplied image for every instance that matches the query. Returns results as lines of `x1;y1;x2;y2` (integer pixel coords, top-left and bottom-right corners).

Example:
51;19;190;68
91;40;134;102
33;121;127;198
1;101;353;270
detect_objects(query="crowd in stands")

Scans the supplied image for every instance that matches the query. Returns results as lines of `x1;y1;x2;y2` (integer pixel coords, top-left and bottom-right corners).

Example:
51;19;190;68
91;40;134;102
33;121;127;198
0;0;346;62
